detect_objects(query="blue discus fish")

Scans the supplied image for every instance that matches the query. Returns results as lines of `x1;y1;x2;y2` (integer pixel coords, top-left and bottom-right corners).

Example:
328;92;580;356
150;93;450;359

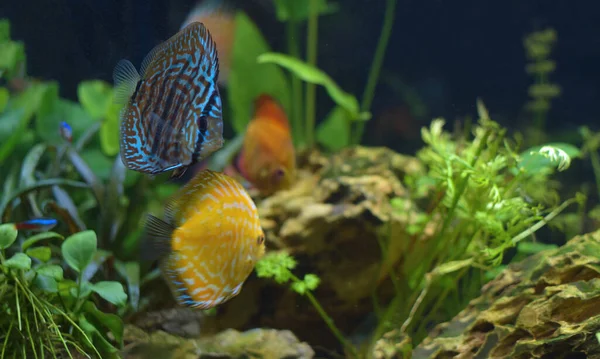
113;22;224;179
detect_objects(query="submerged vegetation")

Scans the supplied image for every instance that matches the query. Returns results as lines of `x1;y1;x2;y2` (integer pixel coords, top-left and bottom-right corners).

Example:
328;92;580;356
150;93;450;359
0;1;599;358
254;100;581;357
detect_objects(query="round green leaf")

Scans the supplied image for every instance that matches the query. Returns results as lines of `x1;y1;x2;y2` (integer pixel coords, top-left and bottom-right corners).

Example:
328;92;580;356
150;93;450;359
83;301;125;345
70;280;93;299
62;230;97;273
35;264;64;280
91;281;127;307
0;223;18;249
34;275;58;293
77;80;113;120
5;252;31;270
26;246;51;262
99;102;122;156
0;87;9;112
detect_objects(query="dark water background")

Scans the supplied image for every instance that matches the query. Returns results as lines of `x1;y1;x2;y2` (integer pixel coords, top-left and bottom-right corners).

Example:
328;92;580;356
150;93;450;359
1;0;599;150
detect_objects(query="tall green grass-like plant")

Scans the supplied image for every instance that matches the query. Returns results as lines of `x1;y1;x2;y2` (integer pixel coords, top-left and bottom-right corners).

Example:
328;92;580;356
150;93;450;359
0;225;127;358
352;0;397;145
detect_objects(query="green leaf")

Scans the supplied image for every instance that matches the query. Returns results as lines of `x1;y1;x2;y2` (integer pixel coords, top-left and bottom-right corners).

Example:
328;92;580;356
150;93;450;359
91;281;127;307
258;52;367;121
0;82;51;162
26;246;51;262
5;252;31;270
80;149;114;180
114;260;140;310
0;37;25;75
20;143;47;187
78;313;120;357
62;230;97;273
21;231;63;251
316;106;351;151
58;279;78;299
0;19;10;42
99;102;122;156
78;80;114;120
34;275;58;293
37;98;95;145
0;87;8;112
82;249;112;282
71;280;93;299
35;264;64;280
83;301;125;346
303;273;320;291
229;12;291;134
518;142;581;173
272;0;339;21
0;223;17;249
517;241;558;255
432;258;474;277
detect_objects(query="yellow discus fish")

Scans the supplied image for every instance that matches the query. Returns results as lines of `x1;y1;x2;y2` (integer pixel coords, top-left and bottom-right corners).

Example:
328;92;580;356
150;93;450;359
141;169;265;309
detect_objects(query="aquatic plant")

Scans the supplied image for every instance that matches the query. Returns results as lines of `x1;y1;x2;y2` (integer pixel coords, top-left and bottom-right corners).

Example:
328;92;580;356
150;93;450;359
255;100;579;358
369;100;579;351
0;18;176;356
523;28;561;133
0;225;126;357
255;251;361;356
226;0;395;151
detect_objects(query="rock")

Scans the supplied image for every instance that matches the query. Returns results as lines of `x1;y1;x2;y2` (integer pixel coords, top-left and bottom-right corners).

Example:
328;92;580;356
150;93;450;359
213;146;427;349
122;326;314;359
405;230;600;359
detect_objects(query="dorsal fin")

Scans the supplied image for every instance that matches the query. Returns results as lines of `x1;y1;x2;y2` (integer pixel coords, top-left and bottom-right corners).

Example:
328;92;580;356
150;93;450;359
253;94;289;128
181;21;220;81
140;41;166;79
139;214;175;262
113;59;140;104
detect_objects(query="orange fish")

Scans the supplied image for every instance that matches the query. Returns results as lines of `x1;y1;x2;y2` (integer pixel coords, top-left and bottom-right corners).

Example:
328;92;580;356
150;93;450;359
236;94;296;195
181;0;235;86
141;169;265;309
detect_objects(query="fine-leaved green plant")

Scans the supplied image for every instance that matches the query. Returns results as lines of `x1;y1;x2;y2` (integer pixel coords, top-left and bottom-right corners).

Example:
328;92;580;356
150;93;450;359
0;224;127;358
369;100;579;352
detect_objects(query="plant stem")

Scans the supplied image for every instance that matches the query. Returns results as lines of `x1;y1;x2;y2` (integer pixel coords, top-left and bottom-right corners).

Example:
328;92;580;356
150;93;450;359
589;148;600;198
510;197;577;244
305;0;319;147
353;0;397;144
288;273;357;357
305;289;359;357
287;19;304;147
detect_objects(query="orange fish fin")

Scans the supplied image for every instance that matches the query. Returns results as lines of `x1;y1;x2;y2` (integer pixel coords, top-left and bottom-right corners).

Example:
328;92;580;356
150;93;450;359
113;59;140;104
140;214;174;262
253;94;289;128
140;41;166;79
160;254;211;309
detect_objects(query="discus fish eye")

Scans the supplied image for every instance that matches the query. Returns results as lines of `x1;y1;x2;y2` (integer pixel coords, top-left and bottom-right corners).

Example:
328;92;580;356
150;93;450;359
257;235;265;245
273;168;285;178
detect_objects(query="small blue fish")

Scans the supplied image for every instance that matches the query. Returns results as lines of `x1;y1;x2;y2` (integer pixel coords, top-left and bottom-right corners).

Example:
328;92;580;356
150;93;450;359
59;121;72;143
15;218;58;232
113;21;224;179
